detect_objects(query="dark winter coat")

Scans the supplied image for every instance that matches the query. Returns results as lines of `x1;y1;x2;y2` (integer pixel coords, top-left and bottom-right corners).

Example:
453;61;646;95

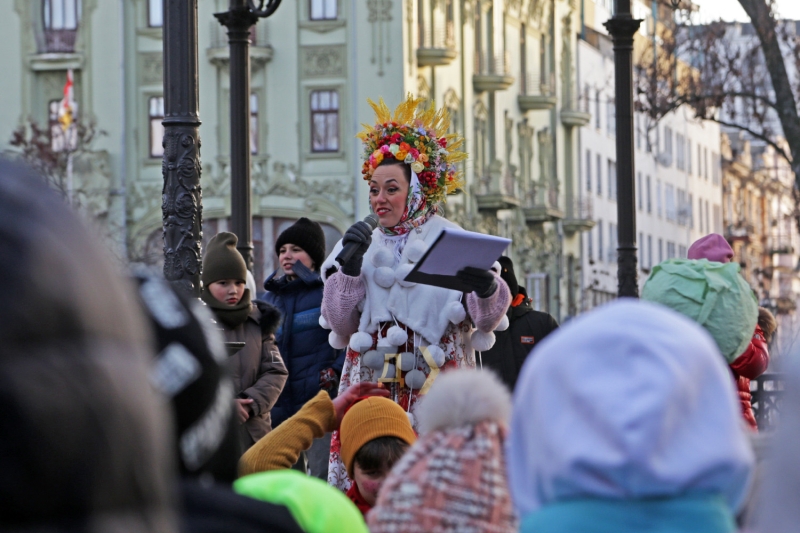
262;263;346;427
180;479;304;533
223;303;288;444
480;289;559;390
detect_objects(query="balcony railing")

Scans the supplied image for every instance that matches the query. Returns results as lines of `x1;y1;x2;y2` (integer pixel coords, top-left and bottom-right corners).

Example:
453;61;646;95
474;51;511;76
769;234;794;254
40;29;78;53
751;373;784;430
418;21;455;50
520;73;554;97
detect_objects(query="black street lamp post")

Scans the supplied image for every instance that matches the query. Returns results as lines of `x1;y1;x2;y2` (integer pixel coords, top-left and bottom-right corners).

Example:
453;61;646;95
162;0;203;297
604;1;642;298
215;0;282;271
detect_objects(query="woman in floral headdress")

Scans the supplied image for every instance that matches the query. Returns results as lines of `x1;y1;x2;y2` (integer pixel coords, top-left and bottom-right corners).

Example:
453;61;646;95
319;95;512;490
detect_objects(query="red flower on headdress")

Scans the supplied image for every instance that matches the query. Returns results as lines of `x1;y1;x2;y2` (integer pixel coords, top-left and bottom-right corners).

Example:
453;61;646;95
438;137;447;148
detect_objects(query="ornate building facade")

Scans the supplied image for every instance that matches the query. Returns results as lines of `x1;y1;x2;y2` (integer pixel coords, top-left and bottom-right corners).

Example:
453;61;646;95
721;130;800;360
1;0;589;320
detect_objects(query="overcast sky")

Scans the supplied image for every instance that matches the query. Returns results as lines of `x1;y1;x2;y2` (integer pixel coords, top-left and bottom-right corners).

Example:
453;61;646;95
692;0;800;23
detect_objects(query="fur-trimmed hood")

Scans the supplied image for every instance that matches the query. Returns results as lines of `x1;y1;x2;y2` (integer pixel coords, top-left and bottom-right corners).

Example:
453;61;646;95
254;300;282;337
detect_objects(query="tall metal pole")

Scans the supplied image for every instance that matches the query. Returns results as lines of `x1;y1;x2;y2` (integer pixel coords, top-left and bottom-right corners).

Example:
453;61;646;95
162;0;203;297
604;0;641;297
216;0;257;271
215;0;281;272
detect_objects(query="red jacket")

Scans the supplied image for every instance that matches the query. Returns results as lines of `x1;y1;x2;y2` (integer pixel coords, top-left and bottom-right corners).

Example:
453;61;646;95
729;325;770;431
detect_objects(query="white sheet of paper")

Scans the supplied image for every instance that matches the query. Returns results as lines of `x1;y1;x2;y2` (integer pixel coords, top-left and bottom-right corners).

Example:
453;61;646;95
416;228;511;276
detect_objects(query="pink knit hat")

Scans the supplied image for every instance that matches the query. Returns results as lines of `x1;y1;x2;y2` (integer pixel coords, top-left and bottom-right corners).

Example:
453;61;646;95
367;369;516;533
687;234;734;263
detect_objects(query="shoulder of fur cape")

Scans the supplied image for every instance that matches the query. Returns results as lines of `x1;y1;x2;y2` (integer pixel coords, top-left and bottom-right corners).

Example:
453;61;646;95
417;368;512;434
254;300;282;336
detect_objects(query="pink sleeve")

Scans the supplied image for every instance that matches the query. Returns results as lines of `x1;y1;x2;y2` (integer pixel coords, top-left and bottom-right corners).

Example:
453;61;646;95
322;272;366;337
466;274;512;333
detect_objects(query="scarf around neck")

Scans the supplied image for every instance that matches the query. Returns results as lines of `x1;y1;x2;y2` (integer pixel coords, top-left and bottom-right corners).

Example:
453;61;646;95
202;288;252;329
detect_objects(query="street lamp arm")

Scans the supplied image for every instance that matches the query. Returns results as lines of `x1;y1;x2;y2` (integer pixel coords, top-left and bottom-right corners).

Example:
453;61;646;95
248;0;282;18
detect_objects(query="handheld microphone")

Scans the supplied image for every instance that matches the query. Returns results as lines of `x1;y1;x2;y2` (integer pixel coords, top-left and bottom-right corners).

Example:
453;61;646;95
335;214;380;265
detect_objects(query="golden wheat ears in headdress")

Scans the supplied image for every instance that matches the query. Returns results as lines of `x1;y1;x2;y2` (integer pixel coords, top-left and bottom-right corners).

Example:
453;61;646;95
357;94;467;199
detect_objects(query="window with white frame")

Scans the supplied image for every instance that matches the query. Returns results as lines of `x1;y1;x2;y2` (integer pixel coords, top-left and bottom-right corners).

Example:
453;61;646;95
598;220;604;262
639;232;644;267
310;90;339;153
44;0;81;30
49;100;67;152
636;113;642;149
637;172;643;210
646;175;652;213
595;90;601;129
676;133;685;171
310;0;337;20
665;184;676;221
587;225;594;261
149;96;165;158
647;235;653;268
667;241;676;259
657;179;662;217
608;159;617;200
148;0;163;27
687;138;692;174
596;153;602;196
606;98;616;137
250;93;259;155
608;223;617;262
658;238;663;263
664;126;673;165
698;198;703;233
586;150;592;192
679;245;687;258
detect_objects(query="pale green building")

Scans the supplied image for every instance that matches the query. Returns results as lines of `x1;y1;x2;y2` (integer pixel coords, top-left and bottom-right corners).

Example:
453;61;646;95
1;0;592;320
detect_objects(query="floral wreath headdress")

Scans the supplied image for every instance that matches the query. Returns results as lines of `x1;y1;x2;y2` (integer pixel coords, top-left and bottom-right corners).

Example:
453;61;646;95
357;94;467;205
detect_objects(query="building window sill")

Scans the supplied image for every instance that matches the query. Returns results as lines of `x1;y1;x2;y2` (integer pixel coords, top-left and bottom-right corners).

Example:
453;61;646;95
299;20;346;33
28;52;84;71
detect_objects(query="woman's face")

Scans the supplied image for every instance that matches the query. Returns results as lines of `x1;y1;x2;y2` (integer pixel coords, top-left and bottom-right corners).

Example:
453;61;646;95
278;243;314;278
369;164;410;229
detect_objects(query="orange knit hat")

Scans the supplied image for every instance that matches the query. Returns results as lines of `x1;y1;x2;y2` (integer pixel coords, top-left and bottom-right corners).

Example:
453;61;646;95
340;397;417;479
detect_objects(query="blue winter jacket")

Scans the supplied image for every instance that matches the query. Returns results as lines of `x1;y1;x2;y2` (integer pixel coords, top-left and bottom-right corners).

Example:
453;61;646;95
260;262;345;427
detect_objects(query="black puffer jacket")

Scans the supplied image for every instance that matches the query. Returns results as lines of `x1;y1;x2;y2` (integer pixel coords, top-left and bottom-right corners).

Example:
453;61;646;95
480;288;559;390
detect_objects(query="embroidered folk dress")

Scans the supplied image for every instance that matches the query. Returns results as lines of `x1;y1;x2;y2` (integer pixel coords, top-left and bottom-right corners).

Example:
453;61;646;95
320;214;511;490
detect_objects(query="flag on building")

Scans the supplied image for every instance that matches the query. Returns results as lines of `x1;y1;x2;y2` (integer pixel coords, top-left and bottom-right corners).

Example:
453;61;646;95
58;69;78;151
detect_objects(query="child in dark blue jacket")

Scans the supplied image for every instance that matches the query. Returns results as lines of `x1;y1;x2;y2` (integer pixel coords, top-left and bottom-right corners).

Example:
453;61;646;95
261;218;345;478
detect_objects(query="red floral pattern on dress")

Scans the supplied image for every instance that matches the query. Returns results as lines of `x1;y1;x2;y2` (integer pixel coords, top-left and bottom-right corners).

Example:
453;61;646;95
327;319;474;490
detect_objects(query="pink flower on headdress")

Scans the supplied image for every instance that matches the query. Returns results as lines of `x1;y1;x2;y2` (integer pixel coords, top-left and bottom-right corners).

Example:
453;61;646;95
380;145;391;155
409;148;420;160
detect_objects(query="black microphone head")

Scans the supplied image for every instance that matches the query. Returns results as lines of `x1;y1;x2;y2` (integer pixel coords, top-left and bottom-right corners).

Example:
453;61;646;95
364;213;379;230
